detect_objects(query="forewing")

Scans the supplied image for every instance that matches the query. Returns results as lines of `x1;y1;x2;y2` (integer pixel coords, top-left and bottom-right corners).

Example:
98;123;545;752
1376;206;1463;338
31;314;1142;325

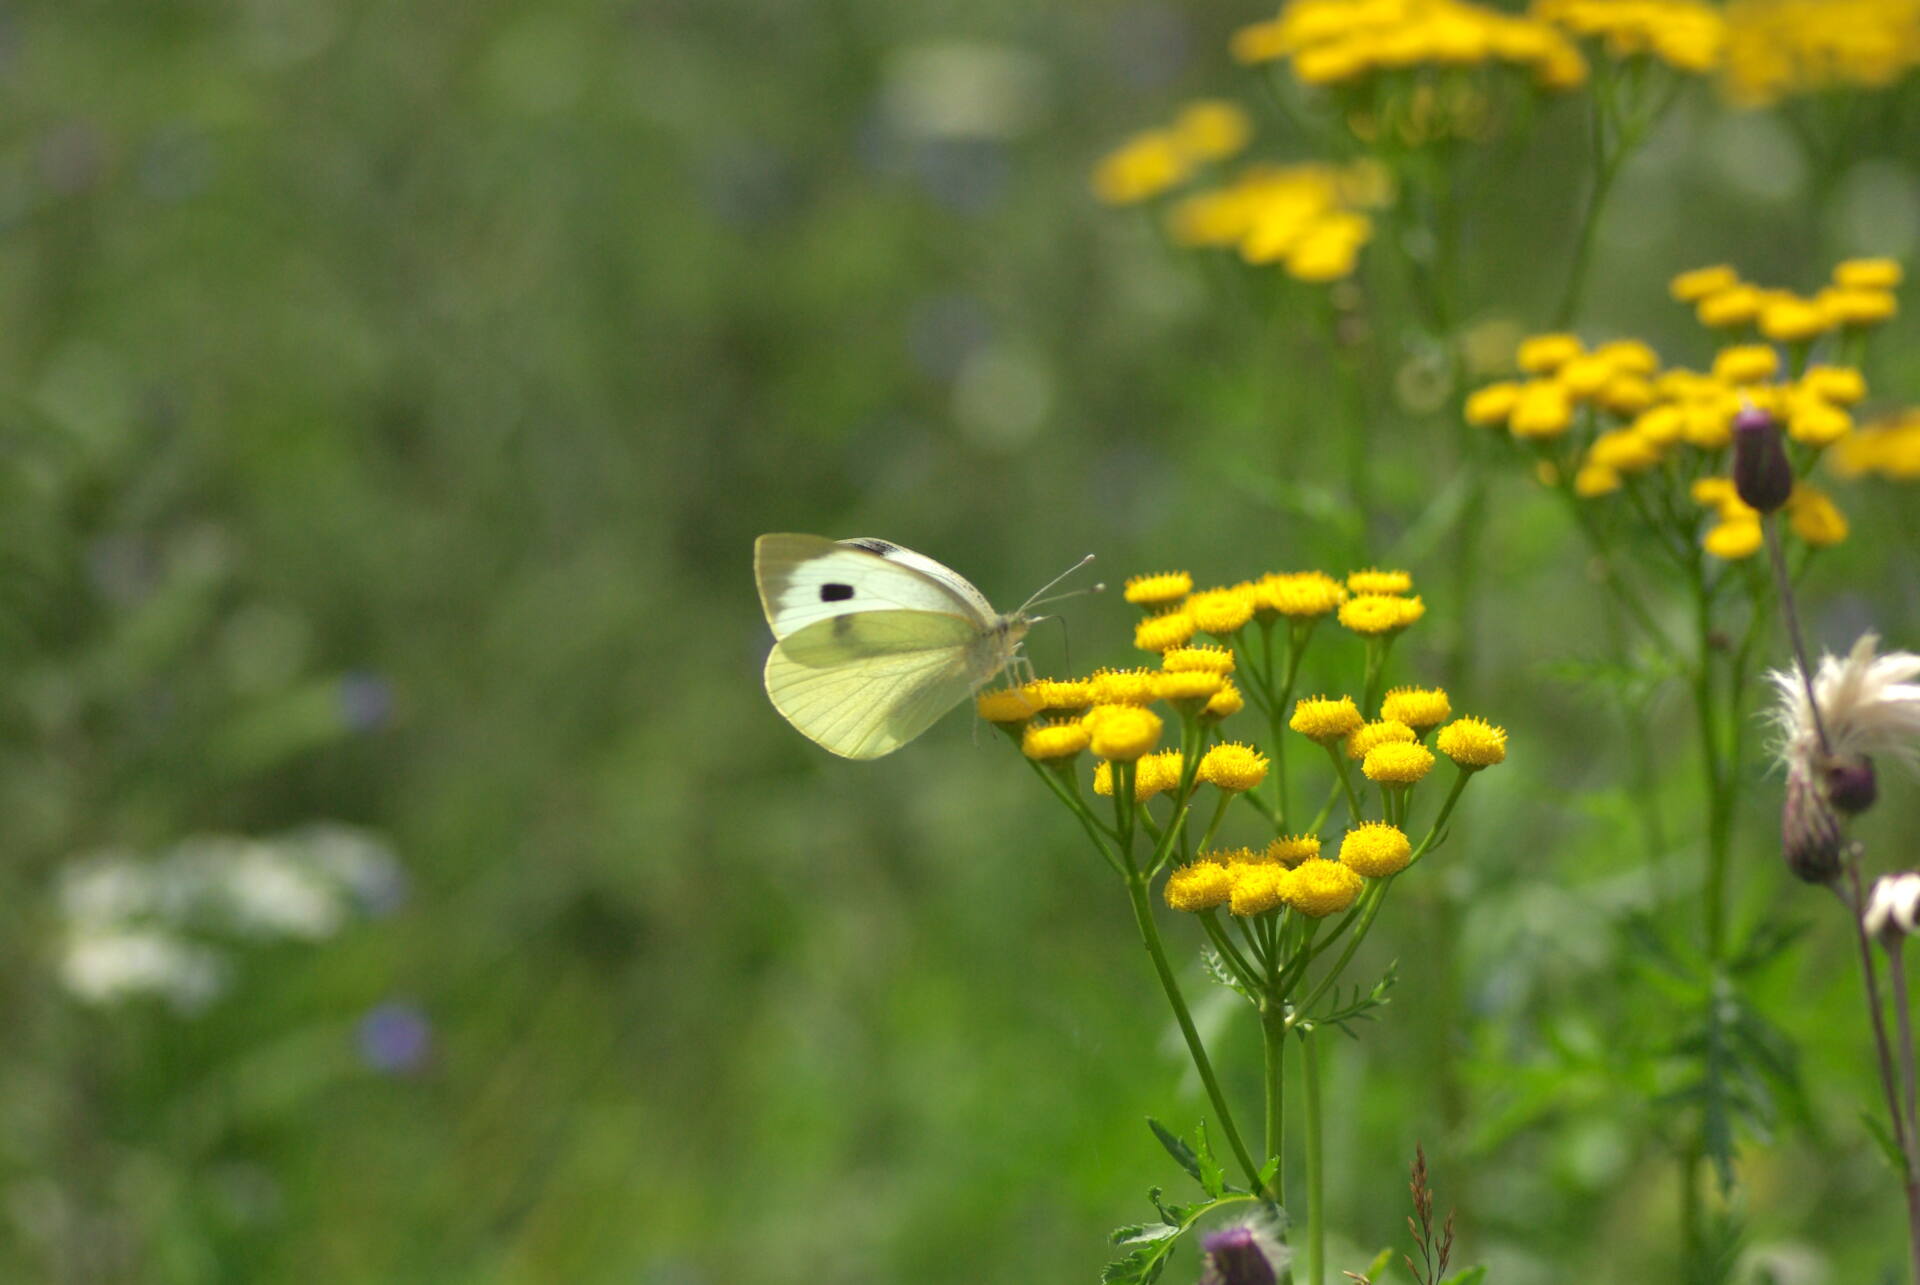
762;611;983;759
754;533;989;641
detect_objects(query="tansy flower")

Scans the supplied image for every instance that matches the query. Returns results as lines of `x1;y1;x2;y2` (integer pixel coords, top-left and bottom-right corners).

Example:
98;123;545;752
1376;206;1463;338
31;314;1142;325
1095;750;1185;800
1786;484;1848;547
1172;99;1252;163
1704;517;1763;559
1346;718;1417;760
1517;332;1582;373
1164;860;1233;913
1339;822;1413;877
1022;719;1090;761
1598;373;1655;416
1759;295;1829;344
1381;686;1451;732
1465;381;1522;426
1025;677;1095;712
1287;859;1363;918
1266;834;1321;867
1135;610;1198;653
1257;570;1348;618
1087;704;1163;760
1198;742;1270;791
1339;593;1425;635
1594;337;1659;375
1824;288;1898;328
977;686;1041;724
1089;668;1160;705
1292;695;1364;743
1363;741;1436;785
1799;365;1865;406
1712;344;1779;385
1697;284;1762;328
1156;670;1227;702
1204;680;1246;720
1670;264;1740;302
1556;352;1615;398
1834;258;1903;291
1574;462;1621;497
1347;567;1412;595
1092;131;1190;205
1163;644;1235;675
1509;380;1573;437
1188;585;1258;635
1125;570;1193;608
1229;862;1290;916
1436;716;1507;768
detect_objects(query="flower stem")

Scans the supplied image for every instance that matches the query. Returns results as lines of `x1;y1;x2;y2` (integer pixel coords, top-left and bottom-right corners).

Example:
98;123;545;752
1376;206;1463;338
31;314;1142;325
1122;870;1264;1195
1263;1004;1288;1207
1300;1028;1327;1285
1840;863;1920;1284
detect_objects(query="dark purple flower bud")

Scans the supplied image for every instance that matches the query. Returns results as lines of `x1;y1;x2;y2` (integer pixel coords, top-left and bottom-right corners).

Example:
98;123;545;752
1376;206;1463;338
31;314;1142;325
1783;761;1844;885
1201;1226;1278;1285
1823;753;1877;815
1731;404;1793;514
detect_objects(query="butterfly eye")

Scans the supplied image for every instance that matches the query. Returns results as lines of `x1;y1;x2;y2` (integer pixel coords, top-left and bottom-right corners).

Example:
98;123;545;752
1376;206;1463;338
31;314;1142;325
820;583;854;602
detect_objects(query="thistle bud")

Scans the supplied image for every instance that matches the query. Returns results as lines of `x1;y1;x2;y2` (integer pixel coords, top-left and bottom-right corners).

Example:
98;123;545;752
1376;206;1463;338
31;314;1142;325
1782;760;1844;885
1201;1225;1283;1285
1822;753;1877;815
1731;404;1793;514
1864;873;1920;946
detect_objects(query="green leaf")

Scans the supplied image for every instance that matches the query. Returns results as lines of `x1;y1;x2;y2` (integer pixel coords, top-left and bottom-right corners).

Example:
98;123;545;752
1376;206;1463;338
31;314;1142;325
1364;1247;1395;1279
1148;1119;1204;1186
1439;1267;1488;1285
1193;1121;1226;1198
1728;919;1809;976
1862;1109;1906;1174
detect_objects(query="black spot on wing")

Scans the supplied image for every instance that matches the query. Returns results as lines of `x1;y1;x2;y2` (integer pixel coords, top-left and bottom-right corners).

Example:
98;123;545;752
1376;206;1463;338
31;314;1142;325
820;583;854;602
842;538;898;555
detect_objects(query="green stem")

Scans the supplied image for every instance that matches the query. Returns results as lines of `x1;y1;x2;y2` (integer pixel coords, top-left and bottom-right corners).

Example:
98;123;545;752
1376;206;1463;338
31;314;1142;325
1300;1029;1327;1285
1123;871;1264;1194
1263;1005;1288;1207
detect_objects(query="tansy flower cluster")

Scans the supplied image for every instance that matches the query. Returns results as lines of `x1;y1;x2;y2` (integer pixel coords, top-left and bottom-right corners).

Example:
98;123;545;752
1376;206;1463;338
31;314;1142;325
1721;0;1920;106
1164;161;1391;284
1832;408;1920;482
1532;0;1726;74
1091;100;1256;206
1466;259;1910;561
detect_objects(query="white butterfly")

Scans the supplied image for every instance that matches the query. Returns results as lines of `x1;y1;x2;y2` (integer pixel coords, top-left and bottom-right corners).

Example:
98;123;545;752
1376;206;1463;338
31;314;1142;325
754;534;1092;759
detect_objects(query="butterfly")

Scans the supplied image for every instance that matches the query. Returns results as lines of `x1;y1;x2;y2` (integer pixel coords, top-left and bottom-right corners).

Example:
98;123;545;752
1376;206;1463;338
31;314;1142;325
753;534;1093;759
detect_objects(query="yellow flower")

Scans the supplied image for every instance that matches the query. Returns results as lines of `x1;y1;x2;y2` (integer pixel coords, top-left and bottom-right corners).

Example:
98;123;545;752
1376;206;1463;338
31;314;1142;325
1346;567;1412;595
1172;100;1252;163
977;686;1041;724
1339;593;1425;635
1203;680;1246;720
1712;344;1779;385
1588;427;1662;474
1198;742;1270;792
1598;373;1656;416
1164;860;1233;912
1634;404;1685;445
1256;570;1348;618
1134;610;1198;653
1287;859;1363;918
1787;484;1848;547
1228;862;1291;916
1124;571;1193;608
1670;264;1740;302
1573;461;1621;497
1436;716;1507;768
1346;718;1416;760
1094;750;1185;800
1556;353;1615;399
1087;704;1163;760
1092;131;1190;206
1156;670;1227;703
1703;518;1764;560
1162;645;1236;675
1759;295;1830;343
1696;284;1762;328
1465;381;1522;427
1594;337;1660;375
1022;719;1091;761
1291;694;1364;743
1381;686;1451;732
1517;332;1583;374
1026;677;1095;712
1188;585;1258;636
1799;365;1866;406
1691;476;1750;519
1825;288;1898;327
1088;668;1160;705
1834;258;1903;290
1510;380;1574;437
1286;214;1370;283
1785;393;1851;447
1267;834;1321;867
1339;822;1413;878
1363;741;1436;785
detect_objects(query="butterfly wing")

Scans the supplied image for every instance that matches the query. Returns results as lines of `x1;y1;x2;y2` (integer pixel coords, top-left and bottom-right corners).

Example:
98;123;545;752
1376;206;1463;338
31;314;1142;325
754;533;995;641
764;609;999;759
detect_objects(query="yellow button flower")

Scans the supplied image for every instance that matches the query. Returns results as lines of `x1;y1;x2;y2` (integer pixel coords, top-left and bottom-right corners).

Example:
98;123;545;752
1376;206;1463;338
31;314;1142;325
1703;518;1763;560
1799;365;1866;406
1573;461;1621;497
1759;296;1830;343
1188;585;1258;635
1670;264;1741;302
1345;718;1416;760
978;686;1041;724
1267;834;1322;867
1517;332;1583;374
1203;680;1246;720
1696;284;1762;328
1026;677;1094;712
1381;686;1451;732
1092;131;1190;206
1197;742;1270;792
1124;571;1193;608
1712;344;1779;385
1834;258;1903;290
1588;427;1662;474
1786;394;1851;447
1257;570;1348;618
1346;567;1412;595
1164;860;1233;913
1229;862;1291;916
1339;822;1413;877
1363;741;1436;785
1134;610;1198;653
1465;381;1522;427
1598;373;1655;416
1095;749;1184;800
1557;353;1615;398
1510;380;1574;437
1088;668;1160;706
1436;716;1507;768
1163;645;1235;675
1292;694;1364;743
1633;404;1685;445
1287;859;1363;918
1022;719;1091;761
1156;670;1226;703
1594;337;1660;375
1087;704;1163;760
1825;288;1898;327
1338;593;1425;635
1172;99;1252;163
1787;484;1848;547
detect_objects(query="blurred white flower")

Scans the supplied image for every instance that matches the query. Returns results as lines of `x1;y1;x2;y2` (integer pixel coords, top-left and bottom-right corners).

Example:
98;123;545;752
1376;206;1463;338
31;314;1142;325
221;842;345;939
1769;633;1920;770
61;928;224;1010
1865;872;1920;944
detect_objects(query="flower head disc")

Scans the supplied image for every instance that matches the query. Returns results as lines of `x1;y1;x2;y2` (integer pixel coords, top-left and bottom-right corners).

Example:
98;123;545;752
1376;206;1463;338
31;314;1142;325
1339;822;1413;877
1287;859;1363;918
1363;741;1436;785
1291;695;1365;744
1124;571;1193;608
977;686;1041;724
1267;834;1322;867
1086;705;1164;761
1339;594;1425;635
1165;860;1233;913
1345;719;1417;760
1022;719;1090;761
1381;686;1452;732
1437;716;1507;768
1198;742;1270;792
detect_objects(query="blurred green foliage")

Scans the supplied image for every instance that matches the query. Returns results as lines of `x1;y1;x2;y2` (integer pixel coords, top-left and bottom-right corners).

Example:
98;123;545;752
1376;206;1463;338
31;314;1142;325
2;2;1918;1283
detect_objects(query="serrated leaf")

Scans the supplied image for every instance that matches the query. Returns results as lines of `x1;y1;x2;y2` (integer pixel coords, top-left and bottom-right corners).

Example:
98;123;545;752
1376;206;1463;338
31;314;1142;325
1115;1225;1180;1248
1148;1119;1204;1185
1194;1120;1226;1198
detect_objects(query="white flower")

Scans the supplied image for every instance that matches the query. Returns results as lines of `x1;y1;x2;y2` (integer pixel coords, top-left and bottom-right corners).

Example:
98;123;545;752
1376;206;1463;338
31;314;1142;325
1864;872;1920;943
1768;633;1920;771
61;928;225;1010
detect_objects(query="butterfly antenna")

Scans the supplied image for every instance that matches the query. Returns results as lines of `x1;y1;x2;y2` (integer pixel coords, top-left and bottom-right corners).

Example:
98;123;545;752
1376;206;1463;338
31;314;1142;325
1018;553;1100;615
